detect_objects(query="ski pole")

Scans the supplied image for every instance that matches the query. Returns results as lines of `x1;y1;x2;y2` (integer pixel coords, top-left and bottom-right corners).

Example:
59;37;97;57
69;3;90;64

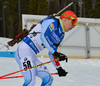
0;72;68;79
0;76;23;79
0;58;59;78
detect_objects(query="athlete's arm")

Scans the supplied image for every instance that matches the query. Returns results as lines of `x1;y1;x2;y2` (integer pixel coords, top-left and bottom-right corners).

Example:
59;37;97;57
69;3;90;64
40;18;56;54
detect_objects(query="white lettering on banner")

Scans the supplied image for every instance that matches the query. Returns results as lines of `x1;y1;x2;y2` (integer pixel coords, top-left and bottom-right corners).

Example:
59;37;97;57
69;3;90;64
29;42;37;51
52;32;60;42
59;28;61;34
33;39;43;51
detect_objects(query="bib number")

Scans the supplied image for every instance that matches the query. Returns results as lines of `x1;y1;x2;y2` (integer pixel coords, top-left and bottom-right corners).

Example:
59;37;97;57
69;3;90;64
23;60;32;69
21;57;33;70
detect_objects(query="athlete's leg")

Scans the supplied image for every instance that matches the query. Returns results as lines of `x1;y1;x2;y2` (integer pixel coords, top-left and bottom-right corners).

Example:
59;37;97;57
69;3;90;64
35;59;53;86
15;43;37;86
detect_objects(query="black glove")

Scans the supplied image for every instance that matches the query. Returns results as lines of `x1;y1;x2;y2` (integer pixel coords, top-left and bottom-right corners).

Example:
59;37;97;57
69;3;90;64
57;67;67;77
53;51;68;62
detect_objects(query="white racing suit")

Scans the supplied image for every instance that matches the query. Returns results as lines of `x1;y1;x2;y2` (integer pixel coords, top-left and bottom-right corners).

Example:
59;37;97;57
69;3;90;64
15;17;65;86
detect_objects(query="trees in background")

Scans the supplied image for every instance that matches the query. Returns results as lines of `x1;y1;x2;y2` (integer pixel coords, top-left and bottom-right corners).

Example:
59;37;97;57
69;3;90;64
0;0;100;38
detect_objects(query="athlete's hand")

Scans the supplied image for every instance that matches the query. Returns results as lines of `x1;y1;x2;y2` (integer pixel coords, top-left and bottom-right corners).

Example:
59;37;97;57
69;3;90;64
53;51;68;62
57;67;67;77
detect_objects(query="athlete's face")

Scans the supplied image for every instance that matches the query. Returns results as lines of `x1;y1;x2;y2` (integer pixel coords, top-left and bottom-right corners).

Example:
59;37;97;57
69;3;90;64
62;18;75;32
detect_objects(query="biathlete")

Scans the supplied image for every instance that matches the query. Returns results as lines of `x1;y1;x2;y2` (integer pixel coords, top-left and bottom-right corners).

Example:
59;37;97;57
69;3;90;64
15;10;77;86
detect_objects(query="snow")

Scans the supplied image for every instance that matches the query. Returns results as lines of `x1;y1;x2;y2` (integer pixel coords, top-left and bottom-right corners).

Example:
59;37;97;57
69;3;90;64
0;57;100;86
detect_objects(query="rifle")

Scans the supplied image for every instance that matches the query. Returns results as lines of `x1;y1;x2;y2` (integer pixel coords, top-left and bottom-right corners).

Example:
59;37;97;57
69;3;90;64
7;24;36;46
7;1;77;47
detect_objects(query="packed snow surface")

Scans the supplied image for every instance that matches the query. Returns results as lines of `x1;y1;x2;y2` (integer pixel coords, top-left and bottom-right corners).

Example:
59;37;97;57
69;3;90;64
0;57;100;86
